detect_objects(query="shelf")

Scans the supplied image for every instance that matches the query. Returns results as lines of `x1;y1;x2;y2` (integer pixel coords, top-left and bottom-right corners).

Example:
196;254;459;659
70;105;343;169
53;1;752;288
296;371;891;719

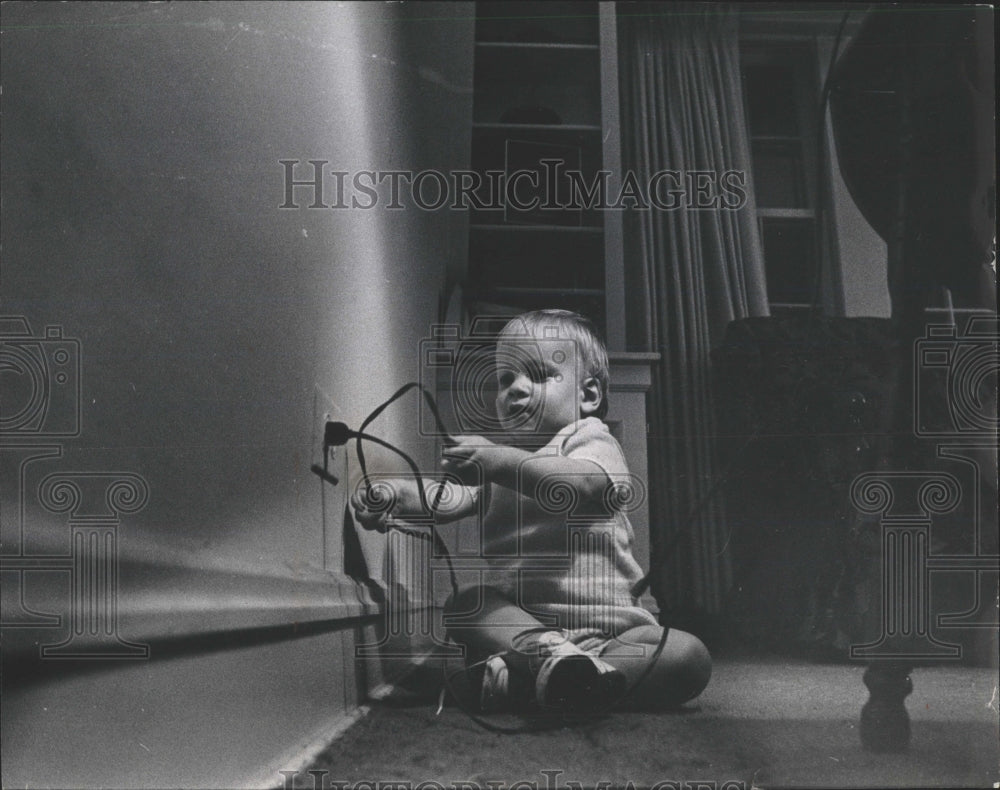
472;125;603;150
473;122;602;133
468;289;607;329
470;223;606;285
476;41;599;52
475;1;599;46
466;0;609;336
491;287;605;297
470;210;603;231
471;223;603;234
470;127;604;199
474;43;599;85
468;127;606;229
473;42;600;126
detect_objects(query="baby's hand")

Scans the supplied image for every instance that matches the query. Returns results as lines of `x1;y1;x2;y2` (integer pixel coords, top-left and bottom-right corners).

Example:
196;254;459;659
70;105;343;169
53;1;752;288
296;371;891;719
350;480;414;532
441;435;510;483
350;487;390;532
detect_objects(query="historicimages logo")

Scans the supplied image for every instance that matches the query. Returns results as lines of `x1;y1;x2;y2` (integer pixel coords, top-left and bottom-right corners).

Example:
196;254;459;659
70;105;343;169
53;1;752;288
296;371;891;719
278;771;749;790
279;160;747;213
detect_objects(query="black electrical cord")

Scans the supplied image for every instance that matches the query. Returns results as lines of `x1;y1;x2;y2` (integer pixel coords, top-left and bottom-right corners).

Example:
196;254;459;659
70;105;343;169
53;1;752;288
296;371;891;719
355;381;455;511
348;382;458;598
335;425;456;597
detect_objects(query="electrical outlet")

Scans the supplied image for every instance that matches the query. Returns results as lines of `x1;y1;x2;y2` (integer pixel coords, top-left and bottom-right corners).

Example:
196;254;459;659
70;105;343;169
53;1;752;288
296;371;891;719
312;387;341;472
313;386;349;570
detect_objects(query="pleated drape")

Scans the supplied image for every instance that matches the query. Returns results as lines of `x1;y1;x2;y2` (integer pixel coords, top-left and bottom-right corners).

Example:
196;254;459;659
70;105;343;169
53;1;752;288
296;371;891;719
619;3;770;613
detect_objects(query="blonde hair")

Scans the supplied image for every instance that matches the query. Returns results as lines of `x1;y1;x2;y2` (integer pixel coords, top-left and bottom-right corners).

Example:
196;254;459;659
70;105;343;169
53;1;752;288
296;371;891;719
498;309;610;420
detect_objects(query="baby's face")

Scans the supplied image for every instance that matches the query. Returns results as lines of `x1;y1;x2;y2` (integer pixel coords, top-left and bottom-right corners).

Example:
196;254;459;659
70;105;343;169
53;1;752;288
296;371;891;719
494;336;583;440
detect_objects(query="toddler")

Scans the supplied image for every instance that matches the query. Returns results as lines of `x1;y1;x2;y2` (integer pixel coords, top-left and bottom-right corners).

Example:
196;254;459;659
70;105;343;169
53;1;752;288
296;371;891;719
353;310;710;713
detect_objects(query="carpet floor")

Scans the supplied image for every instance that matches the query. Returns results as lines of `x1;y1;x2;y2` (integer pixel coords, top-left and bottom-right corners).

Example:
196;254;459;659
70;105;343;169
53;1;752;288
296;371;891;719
301;657;998;789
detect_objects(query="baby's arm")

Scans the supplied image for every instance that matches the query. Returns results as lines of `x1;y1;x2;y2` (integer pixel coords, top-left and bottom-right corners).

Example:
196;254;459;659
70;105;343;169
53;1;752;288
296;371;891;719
442;436;611;508
351;477;478;530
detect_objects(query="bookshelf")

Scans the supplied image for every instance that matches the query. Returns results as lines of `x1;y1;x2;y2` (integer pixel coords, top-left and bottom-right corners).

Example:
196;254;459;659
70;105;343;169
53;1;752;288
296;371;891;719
466;1;625;350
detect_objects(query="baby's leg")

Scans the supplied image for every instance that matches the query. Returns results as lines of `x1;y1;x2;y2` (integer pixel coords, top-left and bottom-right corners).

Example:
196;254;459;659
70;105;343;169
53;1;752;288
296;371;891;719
444;586;626;711
599;625;711;709
444;585;552;664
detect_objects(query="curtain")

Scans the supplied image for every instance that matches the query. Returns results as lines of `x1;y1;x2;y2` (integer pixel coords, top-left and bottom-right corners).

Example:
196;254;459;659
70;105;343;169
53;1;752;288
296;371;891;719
619;3;770;613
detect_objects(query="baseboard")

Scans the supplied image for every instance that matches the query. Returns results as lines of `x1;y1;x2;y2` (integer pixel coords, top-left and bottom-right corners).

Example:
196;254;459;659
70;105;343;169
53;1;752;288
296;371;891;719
252;705;370;790
2;551;384;661
366;649;441;702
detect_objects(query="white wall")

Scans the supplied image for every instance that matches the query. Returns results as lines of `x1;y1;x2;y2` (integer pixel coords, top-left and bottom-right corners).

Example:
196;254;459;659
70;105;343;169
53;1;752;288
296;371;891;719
3;0;472;569
1;3;473;787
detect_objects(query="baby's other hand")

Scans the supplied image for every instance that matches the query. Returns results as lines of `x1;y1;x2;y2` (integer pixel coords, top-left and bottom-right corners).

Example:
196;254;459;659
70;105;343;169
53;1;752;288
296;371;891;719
441;435;505;483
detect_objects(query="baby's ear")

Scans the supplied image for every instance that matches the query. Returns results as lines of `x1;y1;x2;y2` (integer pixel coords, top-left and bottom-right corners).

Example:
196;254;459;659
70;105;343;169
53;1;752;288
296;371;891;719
580;376;603;416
